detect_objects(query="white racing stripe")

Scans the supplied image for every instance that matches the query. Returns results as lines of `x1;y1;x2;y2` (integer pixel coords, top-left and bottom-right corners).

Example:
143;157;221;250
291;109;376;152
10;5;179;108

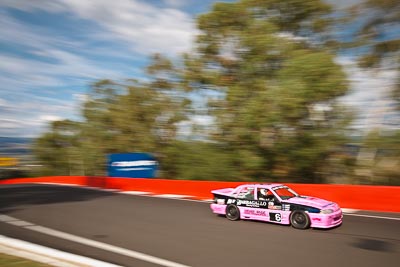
0;214;191;267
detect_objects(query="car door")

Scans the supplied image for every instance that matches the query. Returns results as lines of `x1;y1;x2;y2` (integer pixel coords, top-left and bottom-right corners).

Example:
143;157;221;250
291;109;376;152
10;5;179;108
265;190;285;223
233;186;269;220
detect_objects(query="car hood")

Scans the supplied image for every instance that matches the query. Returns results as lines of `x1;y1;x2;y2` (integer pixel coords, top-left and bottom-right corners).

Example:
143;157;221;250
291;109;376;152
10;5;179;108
284;196;340;210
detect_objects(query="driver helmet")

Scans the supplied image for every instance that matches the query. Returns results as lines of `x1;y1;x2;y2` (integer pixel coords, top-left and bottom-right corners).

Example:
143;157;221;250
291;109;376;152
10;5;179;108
260;188;267;195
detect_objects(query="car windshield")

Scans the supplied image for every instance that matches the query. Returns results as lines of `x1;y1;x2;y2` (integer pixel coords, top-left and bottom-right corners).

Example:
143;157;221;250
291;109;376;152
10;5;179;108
273;186;299;200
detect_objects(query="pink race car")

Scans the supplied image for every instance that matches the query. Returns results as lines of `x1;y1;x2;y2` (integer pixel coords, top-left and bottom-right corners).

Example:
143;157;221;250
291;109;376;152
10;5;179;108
210;184;342;229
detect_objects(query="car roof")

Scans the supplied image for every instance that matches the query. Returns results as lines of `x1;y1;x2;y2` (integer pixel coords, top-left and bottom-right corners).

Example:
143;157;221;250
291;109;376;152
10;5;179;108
238;183;284;189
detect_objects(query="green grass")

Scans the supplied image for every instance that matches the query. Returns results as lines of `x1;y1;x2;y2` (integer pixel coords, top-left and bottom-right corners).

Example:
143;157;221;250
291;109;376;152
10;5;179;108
0;253;54;267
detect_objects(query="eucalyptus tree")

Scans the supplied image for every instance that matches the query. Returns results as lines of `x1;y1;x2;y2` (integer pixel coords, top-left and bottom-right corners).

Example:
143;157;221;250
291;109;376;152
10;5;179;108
181;0;351;182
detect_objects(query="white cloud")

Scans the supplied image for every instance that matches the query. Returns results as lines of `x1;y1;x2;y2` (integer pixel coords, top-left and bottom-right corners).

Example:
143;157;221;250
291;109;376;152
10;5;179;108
0;11;79;51
40;115;63;122
0;11;126;95
0;50;123;94
0;118;22;128
192;115;214;125
337;56;397;104
0;0;196;56
0;1;197;137
64;0;196;55
73;93;89;103
0;0;66;12
336;56;399;131
0;97;79;137
0;98;8;107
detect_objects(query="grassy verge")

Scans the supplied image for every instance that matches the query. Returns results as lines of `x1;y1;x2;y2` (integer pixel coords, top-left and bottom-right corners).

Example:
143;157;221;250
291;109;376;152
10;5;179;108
0;253;53;267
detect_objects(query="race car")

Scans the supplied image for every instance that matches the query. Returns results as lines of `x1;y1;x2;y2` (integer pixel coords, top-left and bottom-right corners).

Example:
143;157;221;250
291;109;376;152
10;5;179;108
210;183;342;229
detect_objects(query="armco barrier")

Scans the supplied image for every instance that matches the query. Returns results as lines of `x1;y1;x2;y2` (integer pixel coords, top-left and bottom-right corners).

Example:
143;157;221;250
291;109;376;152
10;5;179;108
0;176;399;213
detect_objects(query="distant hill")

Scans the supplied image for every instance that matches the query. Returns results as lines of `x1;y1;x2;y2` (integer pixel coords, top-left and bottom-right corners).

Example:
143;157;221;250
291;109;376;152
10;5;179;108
0;137;33;155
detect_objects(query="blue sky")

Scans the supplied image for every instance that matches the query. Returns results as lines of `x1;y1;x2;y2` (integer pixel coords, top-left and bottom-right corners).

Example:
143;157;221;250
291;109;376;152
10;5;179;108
0;0;398;137
0;0;217;137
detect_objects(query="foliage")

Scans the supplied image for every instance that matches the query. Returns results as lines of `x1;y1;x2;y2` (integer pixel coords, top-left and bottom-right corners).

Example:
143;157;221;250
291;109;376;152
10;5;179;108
353;130;400;185
33;0;355;183
34;72;188;177
348;0;400;109
161;141;238;181
184;0;351;182
340;0;400;185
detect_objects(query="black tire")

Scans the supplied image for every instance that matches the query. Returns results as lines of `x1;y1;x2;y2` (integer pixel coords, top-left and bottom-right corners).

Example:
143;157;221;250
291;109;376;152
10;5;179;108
225;204;240;221
290;210;310;229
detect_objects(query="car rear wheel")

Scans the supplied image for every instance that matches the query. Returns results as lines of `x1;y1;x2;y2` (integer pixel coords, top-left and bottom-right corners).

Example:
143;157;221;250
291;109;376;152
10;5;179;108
226;204;240;221
290;210;310;229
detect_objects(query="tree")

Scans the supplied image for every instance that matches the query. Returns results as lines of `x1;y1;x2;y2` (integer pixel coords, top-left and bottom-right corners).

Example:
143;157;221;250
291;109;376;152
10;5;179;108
34;56;190;177
349;0;400;108
354;130;400;185
33;120;83;176
182;0;351;182
341;1;400;185
34;0;353;183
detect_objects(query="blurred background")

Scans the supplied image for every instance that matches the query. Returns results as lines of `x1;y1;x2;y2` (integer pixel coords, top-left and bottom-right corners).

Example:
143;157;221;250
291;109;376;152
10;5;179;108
0;0;399;185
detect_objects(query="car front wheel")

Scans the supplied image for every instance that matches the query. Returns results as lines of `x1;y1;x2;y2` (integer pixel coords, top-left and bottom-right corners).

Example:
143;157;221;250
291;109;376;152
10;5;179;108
226;204;240;221
290;210;310;229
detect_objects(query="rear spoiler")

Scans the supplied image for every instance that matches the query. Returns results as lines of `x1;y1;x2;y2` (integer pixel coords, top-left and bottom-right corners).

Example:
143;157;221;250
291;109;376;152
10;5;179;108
211;188;235;197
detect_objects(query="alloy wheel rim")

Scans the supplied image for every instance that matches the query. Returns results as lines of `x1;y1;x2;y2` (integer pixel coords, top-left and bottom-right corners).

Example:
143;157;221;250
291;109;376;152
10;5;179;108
228;206;237;217
295;213;305;224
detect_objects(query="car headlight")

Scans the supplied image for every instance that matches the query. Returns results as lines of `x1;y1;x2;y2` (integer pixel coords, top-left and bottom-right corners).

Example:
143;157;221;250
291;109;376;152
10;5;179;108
320;209;334;214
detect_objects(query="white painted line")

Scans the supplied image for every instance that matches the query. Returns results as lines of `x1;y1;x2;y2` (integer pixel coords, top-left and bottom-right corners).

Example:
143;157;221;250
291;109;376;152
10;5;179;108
8;182;398;217
343;213;400;221
0;234;122;267
26;226;191;267
1;214;191;267
83;186;117;192
178;198;211;203
0;214;17;222
99;188;120;192
37;183;80;187
120;191;152;195
341;208;359;213
7;220;34;227
153;194;193;199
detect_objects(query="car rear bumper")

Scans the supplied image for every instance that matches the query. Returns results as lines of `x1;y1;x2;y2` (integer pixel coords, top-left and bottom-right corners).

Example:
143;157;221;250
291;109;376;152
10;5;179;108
210;203;227;215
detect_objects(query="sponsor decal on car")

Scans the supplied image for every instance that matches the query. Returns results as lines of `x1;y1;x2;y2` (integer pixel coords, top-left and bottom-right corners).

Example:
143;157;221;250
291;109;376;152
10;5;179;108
244;210;267;216
269;212;282;222
227;199;237;204
236;200;267;208
269;205;282;210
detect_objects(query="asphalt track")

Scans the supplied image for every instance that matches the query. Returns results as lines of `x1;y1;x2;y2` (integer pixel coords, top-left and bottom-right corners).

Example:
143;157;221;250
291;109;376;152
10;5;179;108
0;184;399;267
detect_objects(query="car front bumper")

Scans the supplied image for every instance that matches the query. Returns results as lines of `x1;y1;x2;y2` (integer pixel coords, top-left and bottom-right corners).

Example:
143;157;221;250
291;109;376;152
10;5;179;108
309;209;343;228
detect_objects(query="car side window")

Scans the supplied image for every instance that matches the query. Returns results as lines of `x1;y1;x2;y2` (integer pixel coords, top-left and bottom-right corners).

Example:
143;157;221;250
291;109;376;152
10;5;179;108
236;186;255;200
257;188;274;200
